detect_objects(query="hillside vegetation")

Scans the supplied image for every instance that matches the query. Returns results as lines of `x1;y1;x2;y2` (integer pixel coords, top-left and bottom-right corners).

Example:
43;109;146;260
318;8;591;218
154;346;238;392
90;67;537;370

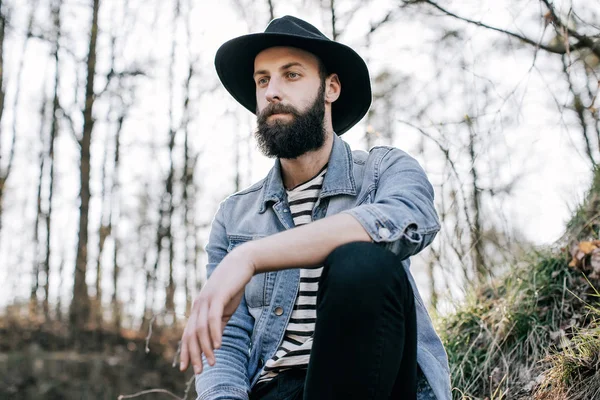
439;169;600;399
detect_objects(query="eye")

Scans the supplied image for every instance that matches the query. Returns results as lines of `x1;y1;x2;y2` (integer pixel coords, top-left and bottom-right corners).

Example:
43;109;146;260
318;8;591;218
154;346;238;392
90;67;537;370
287;72;299;79
257;77;269;86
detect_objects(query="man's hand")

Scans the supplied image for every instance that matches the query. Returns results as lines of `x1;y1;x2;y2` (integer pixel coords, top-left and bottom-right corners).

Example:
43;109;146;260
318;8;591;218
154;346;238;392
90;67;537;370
179;213;370;375
179;248;255;374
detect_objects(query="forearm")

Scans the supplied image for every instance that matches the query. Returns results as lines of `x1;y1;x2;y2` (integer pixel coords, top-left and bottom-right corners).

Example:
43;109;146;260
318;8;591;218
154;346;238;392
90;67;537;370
237;213;371;274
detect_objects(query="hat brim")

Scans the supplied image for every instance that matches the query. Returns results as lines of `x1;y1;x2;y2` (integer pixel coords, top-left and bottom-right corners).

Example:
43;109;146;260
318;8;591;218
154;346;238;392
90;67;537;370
215;32;372;135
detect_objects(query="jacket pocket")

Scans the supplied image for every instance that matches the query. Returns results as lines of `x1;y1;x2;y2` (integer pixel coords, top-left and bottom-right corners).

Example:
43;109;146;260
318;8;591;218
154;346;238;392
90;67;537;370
227;235;267;310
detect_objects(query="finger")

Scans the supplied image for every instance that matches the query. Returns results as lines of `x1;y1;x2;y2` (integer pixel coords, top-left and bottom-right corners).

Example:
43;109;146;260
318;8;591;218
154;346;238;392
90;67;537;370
209;300;224;350
188;331;204;375
198;301;216;366
181;299;201;372
179;336;189;371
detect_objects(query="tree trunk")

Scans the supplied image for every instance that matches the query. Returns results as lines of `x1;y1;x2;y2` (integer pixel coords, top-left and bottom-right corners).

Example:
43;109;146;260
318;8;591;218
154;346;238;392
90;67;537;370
0;0;5;135
0;0;7;232
468;122;486;284
163;0;180;318
43;0;61;320
56;248;66;321
95;222;108;322
184;9;201;313
427;258;438;311
19;0;43;319
94;103;111;326
234;128;241;192
70;0;100;330
142;251;153;330
112;234;120;329
140;184;153;330
111;114;124;330
182;60;195;316
329;0;337;41
267;0;275;21
31;88;49;319
183;132;192;316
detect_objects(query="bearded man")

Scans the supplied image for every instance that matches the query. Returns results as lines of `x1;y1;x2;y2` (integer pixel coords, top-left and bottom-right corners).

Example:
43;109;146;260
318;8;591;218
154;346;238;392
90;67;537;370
179;15;452;400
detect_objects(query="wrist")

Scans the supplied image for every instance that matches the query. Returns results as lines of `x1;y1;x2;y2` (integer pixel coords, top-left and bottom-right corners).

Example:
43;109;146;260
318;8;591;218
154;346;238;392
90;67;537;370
233;241;259;275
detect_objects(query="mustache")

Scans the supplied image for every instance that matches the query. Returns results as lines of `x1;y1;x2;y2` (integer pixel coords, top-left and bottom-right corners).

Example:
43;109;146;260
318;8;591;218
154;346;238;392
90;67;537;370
257;103;301;123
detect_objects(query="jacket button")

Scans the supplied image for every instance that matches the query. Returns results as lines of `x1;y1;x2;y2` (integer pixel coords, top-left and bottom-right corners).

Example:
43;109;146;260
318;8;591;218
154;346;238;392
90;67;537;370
274;306;284;316
378;227;391;239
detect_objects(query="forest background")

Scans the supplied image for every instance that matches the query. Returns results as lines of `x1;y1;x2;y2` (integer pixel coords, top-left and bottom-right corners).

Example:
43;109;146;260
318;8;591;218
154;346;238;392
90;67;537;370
0;0;599;398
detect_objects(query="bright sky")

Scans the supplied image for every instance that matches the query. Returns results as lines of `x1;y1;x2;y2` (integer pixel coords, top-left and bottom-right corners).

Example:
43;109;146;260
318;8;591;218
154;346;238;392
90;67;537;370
0;0;595;317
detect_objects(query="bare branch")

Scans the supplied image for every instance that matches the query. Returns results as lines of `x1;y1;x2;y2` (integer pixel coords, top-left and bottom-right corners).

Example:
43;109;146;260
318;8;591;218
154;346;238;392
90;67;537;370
144;314;157;353
561;54;597;168
117;375;195;400
267;0;274;21
540;0;600;58
118;388;183;400
56;103;81;145
182;375;196;399
96;68;146;98
397;119;474;230
369;8;398;34
144;310;187;353
330;0;337;41
409;0;585;55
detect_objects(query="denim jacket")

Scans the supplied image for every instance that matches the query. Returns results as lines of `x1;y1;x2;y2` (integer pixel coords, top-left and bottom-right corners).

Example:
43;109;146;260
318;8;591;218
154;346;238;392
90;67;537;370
195;133;452;400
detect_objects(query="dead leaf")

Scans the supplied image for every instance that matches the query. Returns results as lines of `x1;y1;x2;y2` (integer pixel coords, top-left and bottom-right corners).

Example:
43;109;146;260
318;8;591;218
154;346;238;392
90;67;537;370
569;258;578;268
569;248;586;268
543;11;553;27
569;241;599;268
579;241;597;254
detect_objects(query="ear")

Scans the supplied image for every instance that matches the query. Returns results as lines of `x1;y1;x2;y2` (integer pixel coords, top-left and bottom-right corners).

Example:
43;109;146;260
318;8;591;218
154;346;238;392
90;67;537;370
324;73;341;104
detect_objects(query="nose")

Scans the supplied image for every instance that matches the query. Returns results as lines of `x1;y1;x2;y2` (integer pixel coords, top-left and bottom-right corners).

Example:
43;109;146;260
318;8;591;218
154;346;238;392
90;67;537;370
265;78;282;103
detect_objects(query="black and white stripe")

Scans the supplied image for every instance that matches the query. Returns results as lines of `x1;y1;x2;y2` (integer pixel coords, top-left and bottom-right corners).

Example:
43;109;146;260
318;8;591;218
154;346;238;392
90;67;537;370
257;166;327;383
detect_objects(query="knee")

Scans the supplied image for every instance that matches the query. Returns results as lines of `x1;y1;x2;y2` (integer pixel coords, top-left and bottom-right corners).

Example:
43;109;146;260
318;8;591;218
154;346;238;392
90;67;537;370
323;241;409;294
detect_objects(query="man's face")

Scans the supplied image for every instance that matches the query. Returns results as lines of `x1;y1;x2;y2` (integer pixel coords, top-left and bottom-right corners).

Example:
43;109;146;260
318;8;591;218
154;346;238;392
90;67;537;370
253;47;326;159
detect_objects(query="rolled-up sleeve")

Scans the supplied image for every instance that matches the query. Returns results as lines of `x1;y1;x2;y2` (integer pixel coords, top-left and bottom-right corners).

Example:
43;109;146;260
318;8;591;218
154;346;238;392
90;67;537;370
195;200;254;400
343;147;440;261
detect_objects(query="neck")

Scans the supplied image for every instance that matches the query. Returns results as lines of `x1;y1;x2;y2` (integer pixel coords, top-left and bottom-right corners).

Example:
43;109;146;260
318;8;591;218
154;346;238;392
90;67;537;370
280;131;334;190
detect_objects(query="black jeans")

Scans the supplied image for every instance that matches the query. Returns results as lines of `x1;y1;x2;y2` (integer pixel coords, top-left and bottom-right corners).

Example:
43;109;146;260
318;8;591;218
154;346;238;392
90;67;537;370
249;242;417;400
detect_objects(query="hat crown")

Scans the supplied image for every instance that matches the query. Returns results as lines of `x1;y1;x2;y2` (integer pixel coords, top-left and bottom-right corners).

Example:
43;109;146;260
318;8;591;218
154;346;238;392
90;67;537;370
265;15;329;41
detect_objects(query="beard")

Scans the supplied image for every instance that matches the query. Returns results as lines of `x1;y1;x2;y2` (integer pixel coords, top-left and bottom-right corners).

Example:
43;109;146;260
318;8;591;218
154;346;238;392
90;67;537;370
255;83;326;159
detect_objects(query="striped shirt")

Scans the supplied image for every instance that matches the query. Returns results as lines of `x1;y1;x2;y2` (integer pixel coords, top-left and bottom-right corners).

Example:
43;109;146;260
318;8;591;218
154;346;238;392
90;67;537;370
257;165;327;383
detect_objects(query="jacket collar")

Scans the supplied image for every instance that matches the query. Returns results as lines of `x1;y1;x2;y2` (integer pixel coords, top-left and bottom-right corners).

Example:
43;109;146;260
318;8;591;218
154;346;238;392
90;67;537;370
259;133;357;213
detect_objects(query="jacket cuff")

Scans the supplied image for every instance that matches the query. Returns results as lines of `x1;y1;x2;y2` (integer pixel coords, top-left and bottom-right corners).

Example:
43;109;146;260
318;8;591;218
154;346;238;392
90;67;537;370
343;205;418;243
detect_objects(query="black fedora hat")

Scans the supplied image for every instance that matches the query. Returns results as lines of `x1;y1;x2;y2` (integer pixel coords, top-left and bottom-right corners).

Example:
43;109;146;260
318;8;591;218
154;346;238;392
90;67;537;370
214;15;372;135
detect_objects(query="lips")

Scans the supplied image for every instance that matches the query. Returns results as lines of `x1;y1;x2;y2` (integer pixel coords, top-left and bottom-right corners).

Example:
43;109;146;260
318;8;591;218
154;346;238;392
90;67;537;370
257;106;298;125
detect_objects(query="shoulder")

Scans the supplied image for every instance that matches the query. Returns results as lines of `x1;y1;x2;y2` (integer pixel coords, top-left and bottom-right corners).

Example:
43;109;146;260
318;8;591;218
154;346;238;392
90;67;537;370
369;145;412;159
352;145;417;169
228;178;266;199
217;177;267;217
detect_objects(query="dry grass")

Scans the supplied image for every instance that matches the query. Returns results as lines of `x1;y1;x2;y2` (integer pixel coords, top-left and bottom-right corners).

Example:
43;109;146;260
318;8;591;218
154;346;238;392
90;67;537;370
439;251;598;399
440;168;600;399
534;299;600;400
